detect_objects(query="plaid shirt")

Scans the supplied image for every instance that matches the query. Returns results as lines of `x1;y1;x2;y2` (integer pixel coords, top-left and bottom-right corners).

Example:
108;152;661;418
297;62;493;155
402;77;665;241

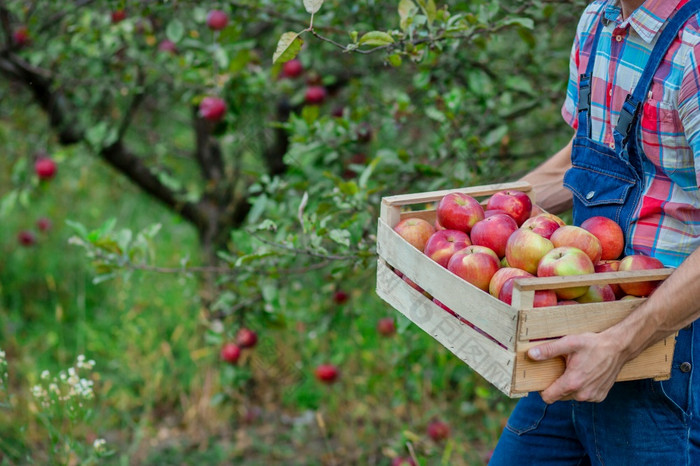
562;0;700;267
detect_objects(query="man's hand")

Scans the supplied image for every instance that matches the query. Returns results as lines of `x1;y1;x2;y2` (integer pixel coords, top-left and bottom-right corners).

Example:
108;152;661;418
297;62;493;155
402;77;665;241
527;331;627;403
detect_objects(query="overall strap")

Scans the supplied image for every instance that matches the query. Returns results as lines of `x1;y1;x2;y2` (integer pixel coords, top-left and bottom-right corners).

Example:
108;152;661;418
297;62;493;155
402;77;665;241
577;16;606;139
615;0;700;143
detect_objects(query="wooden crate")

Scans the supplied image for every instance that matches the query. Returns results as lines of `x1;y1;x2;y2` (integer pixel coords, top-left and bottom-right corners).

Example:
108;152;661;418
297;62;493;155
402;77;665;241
376;181;676;398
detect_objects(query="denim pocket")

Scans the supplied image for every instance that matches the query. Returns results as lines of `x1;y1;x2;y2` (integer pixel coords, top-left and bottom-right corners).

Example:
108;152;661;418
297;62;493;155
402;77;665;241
505;394;549;435
648;376;691;423
563;165;633;225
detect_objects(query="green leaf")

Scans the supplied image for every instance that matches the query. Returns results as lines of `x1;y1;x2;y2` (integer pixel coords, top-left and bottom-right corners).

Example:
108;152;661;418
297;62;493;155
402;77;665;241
329;229;350;247
387;53;402;67
166;19;184;42
358;31;395;47
482;125;508;147
416;0;437;25
398;0;418;31
502;17;535;29
303;0;324;15
272;31;304;64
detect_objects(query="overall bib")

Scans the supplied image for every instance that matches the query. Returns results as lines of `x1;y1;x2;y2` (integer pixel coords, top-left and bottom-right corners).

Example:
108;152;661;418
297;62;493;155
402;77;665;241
491;2;700;464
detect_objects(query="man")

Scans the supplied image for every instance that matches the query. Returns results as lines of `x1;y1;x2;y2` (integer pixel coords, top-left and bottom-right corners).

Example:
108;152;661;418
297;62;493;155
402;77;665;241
490;0;700;463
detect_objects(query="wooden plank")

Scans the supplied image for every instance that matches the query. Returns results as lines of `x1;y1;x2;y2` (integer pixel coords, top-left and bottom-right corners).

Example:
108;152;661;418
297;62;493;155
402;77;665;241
399;209;436;224
512;269;674;292
375;259;523;397
377;218;519;349
510;335;675;394
518;299;645;341
381;181;533;207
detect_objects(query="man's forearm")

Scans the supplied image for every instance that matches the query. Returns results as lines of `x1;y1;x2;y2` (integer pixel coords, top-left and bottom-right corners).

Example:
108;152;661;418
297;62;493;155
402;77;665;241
520;137;574;214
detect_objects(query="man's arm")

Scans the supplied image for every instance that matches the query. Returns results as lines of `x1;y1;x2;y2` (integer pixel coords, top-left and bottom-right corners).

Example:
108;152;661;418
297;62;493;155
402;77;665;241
520;137;574;215
529;246;700;403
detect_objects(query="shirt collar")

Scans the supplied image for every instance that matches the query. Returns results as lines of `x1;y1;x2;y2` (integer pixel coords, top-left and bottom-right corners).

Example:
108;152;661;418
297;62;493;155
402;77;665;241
604;0;682;43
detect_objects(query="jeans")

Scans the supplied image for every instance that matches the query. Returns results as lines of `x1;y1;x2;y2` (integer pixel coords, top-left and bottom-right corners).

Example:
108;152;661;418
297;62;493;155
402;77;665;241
490;323;699;465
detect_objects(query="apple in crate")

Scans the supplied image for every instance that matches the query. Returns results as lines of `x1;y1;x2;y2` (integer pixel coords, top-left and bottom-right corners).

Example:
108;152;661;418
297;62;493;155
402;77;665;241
499;277;557;307
447;246;500;292
393;217;435;251
470;213;518;258
538;212;567;227
486;190;532;226
521;215;561;240
594;259;624;299
575;284;616;303
505;229;554;275
537;246;595;300
618;255;665;297
436;192;484;234
424;229;471;268
489;267;533;298
581;216;625;261
550;225;602;264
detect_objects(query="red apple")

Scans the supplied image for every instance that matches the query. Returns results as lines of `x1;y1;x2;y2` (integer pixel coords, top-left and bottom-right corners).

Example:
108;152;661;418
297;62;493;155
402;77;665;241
521;215;561;240
594;260;624;298
236;328;258;348
536;246;595;300
550;225;602;264
470;213;518;258
580;216;625;261
486;190;532;226
281;59;304;78
220;343;241;364
158;39;178;54
377;318;396;336
447;247;500;292
36;217;52;232
305;85;327;105
18;230;37;247
505;229;554;275
499;277;557;307
575;284;616;303
489;267;533;298
206;10;229;30
35;157;57;180
427;420;450;442
462;244;499;263
333;290;349;304
13;26;30;47
530;204;544;217
199;96;227;122
423;229;471;268
436;192;484;234
315;364;339;384
391;457;417;466
111;10;127;24
538;212;567;227
393;217;436;252
618;255;665;297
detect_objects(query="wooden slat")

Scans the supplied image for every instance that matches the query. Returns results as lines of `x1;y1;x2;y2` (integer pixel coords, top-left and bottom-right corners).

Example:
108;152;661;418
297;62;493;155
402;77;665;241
399;209;436;224
375;259;522;397
512;269;674;292
518;299;645;341
511;335;675;394
377;218;519;349
381;181;533;207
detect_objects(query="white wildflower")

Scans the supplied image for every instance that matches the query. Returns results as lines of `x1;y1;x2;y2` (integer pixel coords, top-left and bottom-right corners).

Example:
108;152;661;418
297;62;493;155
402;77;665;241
93;438;106;453
41;370;50;380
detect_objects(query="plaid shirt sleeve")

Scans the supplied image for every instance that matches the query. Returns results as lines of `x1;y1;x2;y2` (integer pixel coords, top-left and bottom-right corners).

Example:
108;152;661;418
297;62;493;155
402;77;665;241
678;42;700;188
561;34;581;130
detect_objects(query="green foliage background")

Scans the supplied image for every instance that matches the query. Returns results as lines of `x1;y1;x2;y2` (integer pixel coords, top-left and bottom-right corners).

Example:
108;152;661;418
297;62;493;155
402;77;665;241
0;0;583;463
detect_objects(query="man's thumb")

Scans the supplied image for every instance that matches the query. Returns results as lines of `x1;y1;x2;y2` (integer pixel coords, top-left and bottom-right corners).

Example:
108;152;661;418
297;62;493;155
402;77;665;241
528;341;562;361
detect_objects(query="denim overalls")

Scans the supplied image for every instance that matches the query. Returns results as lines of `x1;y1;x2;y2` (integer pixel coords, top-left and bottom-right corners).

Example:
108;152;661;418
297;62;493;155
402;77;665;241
491;2;700;463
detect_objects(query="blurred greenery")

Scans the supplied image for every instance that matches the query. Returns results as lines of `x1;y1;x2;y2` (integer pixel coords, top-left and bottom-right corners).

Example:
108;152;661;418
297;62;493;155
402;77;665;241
0;0;582;464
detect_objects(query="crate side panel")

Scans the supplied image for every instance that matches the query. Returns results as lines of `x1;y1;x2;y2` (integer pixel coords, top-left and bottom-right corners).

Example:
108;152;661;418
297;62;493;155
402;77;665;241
381;181;533;207
376;259;520;397
510;336;675;394
519;300;644;341
377;219;518;349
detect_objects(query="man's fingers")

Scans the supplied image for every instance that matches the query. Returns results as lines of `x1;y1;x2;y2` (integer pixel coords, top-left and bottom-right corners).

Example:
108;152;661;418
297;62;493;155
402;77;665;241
527;337;576;361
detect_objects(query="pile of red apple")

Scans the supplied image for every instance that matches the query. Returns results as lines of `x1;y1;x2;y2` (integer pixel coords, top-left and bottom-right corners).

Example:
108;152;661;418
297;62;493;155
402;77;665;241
392;190;666;319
